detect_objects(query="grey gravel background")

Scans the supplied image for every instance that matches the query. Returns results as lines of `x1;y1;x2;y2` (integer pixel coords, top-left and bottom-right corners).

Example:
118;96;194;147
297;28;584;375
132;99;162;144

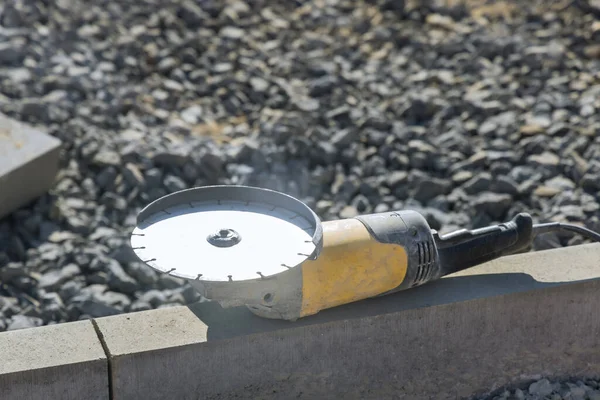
0;0;599;362
1;0;600;398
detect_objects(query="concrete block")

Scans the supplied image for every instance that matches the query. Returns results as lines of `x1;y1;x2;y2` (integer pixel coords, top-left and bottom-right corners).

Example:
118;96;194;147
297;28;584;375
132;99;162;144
95;243;600;400
0;320;108;400
0;113;61;220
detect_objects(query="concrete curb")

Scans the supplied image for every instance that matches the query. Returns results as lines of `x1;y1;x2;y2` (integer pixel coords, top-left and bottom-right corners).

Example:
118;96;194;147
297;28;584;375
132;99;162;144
1;243;599;399
0;320;108;400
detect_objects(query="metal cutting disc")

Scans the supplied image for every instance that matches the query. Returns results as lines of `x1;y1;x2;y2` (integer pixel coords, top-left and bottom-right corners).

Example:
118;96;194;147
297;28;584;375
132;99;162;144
130;185;323;282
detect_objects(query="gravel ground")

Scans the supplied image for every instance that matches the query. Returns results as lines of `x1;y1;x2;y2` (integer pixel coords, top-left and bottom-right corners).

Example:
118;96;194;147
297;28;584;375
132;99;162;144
475;378;600;400
0;0;599;337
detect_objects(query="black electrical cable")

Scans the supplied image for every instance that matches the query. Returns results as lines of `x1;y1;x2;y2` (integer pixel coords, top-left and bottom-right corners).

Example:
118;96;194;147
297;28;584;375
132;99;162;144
533;222;600;243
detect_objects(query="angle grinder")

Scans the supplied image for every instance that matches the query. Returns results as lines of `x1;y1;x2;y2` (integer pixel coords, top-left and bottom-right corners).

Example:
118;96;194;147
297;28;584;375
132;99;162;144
130;185;600;321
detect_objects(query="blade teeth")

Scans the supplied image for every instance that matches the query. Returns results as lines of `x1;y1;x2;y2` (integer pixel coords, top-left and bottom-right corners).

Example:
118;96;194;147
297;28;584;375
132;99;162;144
196;274;203;280
227;275;233;282
257;271;265;279
166;268;176;274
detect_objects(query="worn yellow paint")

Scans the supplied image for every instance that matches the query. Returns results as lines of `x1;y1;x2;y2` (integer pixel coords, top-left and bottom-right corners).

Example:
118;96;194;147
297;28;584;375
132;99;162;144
300;218;408;317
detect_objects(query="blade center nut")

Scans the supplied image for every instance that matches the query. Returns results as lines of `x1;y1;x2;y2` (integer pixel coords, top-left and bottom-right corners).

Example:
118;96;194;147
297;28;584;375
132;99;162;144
207;228;241;248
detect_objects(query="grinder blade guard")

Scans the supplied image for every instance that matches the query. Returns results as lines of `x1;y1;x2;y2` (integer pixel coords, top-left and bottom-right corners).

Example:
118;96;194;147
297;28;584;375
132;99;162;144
130;185;324;318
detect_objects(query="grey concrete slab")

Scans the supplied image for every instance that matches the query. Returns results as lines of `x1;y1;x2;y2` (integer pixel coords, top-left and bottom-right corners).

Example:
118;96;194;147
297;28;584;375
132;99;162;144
95;243;600;400
0;112;61;220
0;320;108;400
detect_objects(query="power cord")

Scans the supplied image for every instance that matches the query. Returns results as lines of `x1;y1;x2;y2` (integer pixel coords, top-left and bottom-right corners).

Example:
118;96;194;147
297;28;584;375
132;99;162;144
533;222;600;243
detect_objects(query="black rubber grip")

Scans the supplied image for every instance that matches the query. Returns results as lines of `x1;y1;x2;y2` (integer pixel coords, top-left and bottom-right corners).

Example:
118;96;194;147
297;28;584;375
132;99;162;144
434;213;534;276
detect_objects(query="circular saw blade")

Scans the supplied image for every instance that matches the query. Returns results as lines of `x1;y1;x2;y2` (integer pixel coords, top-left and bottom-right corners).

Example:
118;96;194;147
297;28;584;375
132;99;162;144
130;185;323;282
